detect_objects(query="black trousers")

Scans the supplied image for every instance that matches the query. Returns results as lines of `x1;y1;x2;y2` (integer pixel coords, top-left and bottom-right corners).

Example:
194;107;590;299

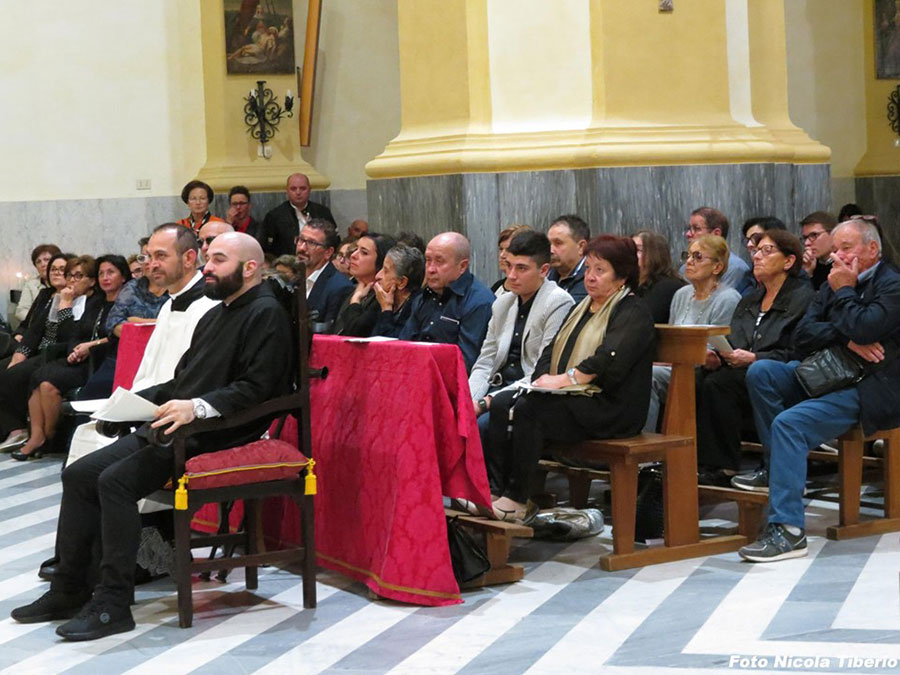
0;357;43;436
51;434;173;606
696;365;750;471
487;391;600;502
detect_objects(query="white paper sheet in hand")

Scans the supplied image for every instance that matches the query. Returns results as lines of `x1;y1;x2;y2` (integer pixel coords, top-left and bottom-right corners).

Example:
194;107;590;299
90;387;159;422
708;334;734;355
68;398;107;414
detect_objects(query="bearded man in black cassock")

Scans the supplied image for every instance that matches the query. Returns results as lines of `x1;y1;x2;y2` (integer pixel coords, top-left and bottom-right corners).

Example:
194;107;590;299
11;232;292;641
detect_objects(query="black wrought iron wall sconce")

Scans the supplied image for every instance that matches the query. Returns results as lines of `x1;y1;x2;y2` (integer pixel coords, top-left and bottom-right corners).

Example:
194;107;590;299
244;80;294;158
887;84;900;145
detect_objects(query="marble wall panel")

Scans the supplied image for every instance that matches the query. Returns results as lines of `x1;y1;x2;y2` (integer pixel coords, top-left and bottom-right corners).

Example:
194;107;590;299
855;175;900;263
496;170;577;231
368;162;833;281
368;174;467;239
462;174;501;285
0;187;367;321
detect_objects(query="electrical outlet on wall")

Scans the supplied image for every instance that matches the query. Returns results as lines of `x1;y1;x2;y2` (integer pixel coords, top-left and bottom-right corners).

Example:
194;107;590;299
136;178;152;190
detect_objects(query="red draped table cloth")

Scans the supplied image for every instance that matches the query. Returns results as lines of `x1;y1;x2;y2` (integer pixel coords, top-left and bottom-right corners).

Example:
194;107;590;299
198;335;492;606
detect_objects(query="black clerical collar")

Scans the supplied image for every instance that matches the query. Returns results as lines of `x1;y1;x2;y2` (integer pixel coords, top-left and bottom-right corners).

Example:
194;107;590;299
222;281;269;309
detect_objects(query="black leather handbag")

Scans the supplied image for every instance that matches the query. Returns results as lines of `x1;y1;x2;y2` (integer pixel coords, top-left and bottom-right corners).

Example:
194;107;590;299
446;516;491;583
794;346;865;398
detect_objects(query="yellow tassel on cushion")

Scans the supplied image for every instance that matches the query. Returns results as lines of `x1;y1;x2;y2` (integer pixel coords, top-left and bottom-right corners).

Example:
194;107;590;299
175;475;189;510
304;459;317;495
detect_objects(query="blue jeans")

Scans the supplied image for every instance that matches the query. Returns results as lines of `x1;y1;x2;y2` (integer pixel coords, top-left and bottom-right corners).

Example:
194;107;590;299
745;359;860;529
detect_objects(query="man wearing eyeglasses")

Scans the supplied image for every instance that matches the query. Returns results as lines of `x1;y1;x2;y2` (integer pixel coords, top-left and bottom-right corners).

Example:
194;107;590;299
225;186;261;240
198;220;234;265
799;210;838;290
295;218;352;330
260;173;336;256
739;217;900;562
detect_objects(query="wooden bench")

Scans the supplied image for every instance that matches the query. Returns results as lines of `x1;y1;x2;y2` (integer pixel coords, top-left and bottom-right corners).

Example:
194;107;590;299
445;508;533;587
826;426;900;540
544;325;747;571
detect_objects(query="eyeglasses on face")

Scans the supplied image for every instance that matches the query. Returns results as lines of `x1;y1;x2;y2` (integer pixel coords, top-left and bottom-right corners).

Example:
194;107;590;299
202;236;217;246
754;244;780;257
686;250;715;263
294;235;326;248
684;225;709;235
802;230;826;243
136;254;150;264
66;272;86;281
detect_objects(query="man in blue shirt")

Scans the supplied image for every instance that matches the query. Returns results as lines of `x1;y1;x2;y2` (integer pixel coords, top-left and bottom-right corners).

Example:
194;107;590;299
546;214;590;303
399;232;494;372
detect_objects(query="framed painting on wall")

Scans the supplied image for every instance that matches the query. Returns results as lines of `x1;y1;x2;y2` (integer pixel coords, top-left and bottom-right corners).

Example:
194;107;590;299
876;0;900;79
225;0;295;75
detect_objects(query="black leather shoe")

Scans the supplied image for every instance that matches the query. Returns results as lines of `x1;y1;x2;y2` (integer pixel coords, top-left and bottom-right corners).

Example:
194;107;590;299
10;589;91;623
38;562;57;582
56;597;135;641
10;448;43;462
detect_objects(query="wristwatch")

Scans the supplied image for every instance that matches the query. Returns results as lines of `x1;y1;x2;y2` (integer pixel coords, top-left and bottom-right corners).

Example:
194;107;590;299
476;398;488;414
566;368;579;385
193;400;209;420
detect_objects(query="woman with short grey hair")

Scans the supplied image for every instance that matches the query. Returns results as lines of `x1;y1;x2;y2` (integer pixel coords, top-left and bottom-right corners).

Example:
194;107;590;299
373;243;424;337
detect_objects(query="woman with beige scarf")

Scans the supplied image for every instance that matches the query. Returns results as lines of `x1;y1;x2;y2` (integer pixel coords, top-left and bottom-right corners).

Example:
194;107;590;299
489;235;656;522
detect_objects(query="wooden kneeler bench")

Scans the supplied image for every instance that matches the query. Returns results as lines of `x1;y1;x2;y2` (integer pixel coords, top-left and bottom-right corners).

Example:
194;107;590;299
535;461;609;509
445;508;532;588
698;486;768;538
543;325;747;571
826;426;900;540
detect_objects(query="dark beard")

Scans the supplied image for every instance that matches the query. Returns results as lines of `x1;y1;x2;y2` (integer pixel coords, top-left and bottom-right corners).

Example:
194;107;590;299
204;263;244;300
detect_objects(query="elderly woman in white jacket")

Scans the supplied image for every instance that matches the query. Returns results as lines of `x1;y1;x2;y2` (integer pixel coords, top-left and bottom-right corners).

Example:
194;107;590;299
466;231;574;506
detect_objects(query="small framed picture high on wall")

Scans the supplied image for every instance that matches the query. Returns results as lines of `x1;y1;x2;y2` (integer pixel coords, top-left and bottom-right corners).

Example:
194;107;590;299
876;0;900;79
224;0;295;75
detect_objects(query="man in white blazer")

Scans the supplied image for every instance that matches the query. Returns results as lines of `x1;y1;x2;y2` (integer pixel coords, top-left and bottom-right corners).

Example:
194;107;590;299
468;231;574;494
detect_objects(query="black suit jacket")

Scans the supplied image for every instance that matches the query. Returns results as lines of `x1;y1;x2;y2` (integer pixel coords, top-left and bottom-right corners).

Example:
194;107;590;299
261;200;335;256
307;262;353;329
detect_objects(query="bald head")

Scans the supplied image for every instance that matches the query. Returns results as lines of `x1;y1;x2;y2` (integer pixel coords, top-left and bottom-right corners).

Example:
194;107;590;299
204;232;265;302
431;232;470;262
286;173;311;209
199;221;235;261
348;219;369;239
424;232;471;292
218;231;264;266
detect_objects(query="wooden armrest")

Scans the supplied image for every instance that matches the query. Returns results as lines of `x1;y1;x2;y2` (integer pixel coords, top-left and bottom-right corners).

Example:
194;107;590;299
168;391;308;441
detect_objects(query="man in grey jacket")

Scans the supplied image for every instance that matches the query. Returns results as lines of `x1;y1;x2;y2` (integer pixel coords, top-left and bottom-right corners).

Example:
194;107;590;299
468;230;574;496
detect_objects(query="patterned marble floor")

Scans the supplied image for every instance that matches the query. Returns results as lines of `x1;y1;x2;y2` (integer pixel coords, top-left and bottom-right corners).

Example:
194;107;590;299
0;456;897;674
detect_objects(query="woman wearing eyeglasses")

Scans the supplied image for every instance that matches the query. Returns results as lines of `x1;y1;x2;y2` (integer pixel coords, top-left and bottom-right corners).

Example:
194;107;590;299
177;180;226;233
0;256;105;455
12;256;134;461
70;247;168;403
645;234;741;432
700;231;813;488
